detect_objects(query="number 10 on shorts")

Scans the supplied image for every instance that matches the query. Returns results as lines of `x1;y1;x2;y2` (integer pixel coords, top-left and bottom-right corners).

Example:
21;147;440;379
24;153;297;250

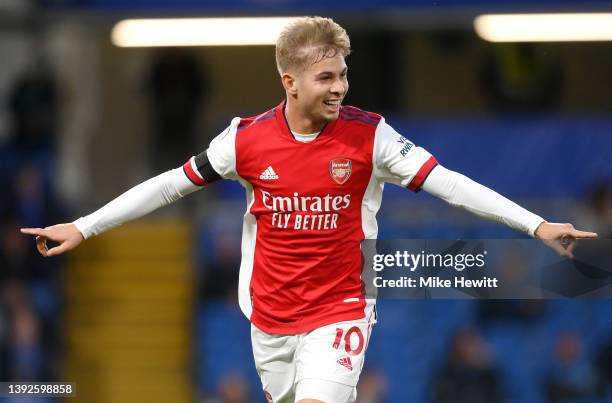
332;326;364;356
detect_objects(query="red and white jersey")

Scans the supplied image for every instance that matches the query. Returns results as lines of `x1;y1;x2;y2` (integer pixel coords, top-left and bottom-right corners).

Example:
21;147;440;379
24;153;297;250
183;100;437;334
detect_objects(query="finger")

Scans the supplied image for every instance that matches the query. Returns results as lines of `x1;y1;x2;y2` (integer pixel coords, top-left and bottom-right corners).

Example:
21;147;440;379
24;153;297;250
20;228;46;237
546;240;573;259
569;229;598;239
46;243;70;257
35;236;48;257
566;240;577;257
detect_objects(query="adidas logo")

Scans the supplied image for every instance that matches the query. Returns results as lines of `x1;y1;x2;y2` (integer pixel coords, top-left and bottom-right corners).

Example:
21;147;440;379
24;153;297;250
336;356;353;371
260;166;279;180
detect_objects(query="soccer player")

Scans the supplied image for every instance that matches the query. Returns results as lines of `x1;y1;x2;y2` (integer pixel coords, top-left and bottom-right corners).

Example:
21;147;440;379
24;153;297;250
21;17;596;403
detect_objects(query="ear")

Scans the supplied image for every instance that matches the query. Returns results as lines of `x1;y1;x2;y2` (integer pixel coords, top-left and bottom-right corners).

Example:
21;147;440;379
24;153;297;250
281;72;298;96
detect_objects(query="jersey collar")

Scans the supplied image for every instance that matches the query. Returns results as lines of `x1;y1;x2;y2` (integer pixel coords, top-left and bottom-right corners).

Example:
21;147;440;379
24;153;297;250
275;99;339;143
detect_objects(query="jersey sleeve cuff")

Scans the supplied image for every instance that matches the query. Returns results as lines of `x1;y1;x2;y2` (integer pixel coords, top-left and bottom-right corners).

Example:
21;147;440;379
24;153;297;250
407;156;438;192
527;217;546;238
73;217;92;240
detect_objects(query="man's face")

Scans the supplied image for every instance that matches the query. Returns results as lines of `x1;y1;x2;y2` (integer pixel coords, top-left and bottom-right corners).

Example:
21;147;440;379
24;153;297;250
291;53;349;126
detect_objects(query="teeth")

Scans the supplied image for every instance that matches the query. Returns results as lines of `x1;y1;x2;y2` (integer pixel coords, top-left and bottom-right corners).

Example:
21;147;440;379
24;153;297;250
325;100;340;106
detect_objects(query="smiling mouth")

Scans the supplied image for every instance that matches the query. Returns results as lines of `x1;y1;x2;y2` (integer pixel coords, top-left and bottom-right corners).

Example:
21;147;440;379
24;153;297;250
323;100;341;108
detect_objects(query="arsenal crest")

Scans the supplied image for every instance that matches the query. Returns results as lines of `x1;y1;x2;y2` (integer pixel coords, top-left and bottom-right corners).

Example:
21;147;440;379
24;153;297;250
330;158;352;185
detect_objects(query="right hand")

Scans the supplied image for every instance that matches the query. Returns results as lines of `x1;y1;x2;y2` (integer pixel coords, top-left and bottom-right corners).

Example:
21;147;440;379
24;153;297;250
20;223;84;257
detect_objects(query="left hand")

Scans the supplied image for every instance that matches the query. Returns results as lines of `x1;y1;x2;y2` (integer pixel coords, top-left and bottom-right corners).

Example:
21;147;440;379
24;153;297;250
534;222;598;258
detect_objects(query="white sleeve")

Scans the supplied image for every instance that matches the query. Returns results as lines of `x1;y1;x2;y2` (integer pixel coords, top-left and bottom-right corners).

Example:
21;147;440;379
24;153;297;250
205;117;240;180
72;167;200;239
422;165;545;237
373;118;438;191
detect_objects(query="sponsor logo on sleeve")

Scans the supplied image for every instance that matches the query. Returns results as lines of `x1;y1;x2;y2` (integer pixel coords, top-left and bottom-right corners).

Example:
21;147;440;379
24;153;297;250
397;135;414;157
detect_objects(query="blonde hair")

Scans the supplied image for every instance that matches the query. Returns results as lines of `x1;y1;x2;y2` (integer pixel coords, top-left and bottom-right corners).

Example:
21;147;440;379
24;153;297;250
276;16;351;74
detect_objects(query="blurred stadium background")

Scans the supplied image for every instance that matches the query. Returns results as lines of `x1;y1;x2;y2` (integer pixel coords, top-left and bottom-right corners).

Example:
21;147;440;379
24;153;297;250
1;0;611;402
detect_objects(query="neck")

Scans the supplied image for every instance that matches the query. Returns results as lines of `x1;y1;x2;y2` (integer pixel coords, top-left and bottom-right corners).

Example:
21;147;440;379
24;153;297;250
284;96;326;134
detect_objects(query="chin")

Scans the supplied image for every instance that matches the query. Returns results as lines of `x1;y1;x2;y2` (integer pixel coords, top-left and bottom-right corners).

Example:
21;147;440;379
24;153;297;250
322;109;340;121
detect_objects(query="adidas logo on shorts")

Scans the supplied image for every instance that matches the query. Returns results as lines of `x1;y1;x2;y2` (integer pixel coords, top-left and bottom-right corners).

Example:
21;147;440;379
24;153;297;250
260;166;279;180
336;356;353;371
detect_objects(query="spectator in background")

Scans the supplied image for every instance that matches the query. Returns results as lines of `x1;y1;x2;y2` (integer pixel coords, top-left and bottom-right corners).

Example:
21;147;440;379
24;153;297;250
1;163;64;281
198;229;241;303
574;181;612;239
7;54;58;153
595;338;612;398
356;367;388;403
200;372;250;403
478;245;546;327
480;43;563;113
2;281;44;381
478;257;546;321
432;327;502;403
216;373;250;403
546;332;598;403
146;48;209;172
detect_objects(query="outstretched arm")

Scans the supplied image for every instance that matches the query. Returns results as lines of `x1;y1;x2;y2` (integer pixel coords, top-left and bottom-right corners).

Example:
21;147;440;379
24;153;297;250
421;165;598;257
21;117;239;258
21;166;201;257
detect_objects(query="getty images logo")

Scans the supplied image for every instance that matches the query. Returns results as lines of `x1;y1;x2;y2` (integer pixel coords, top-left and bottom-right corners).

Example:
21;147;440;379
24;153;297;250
260;166;279;180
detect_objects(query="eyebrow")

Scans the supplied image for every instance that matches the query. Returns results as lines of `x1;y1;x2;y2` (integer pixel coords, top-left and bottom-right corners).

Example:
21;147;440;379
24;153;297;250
315;67;348;77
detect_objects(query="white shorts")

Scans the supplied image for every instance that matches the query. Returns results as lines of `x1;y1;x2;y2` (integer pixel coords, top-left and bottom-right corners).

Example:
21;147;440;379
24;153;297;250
251;308;375;403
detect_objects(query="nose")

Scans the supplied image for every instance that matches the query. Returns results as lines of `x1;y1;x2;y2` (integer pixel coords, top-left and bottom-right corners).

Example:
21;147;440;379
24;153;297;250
330;77;346;95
